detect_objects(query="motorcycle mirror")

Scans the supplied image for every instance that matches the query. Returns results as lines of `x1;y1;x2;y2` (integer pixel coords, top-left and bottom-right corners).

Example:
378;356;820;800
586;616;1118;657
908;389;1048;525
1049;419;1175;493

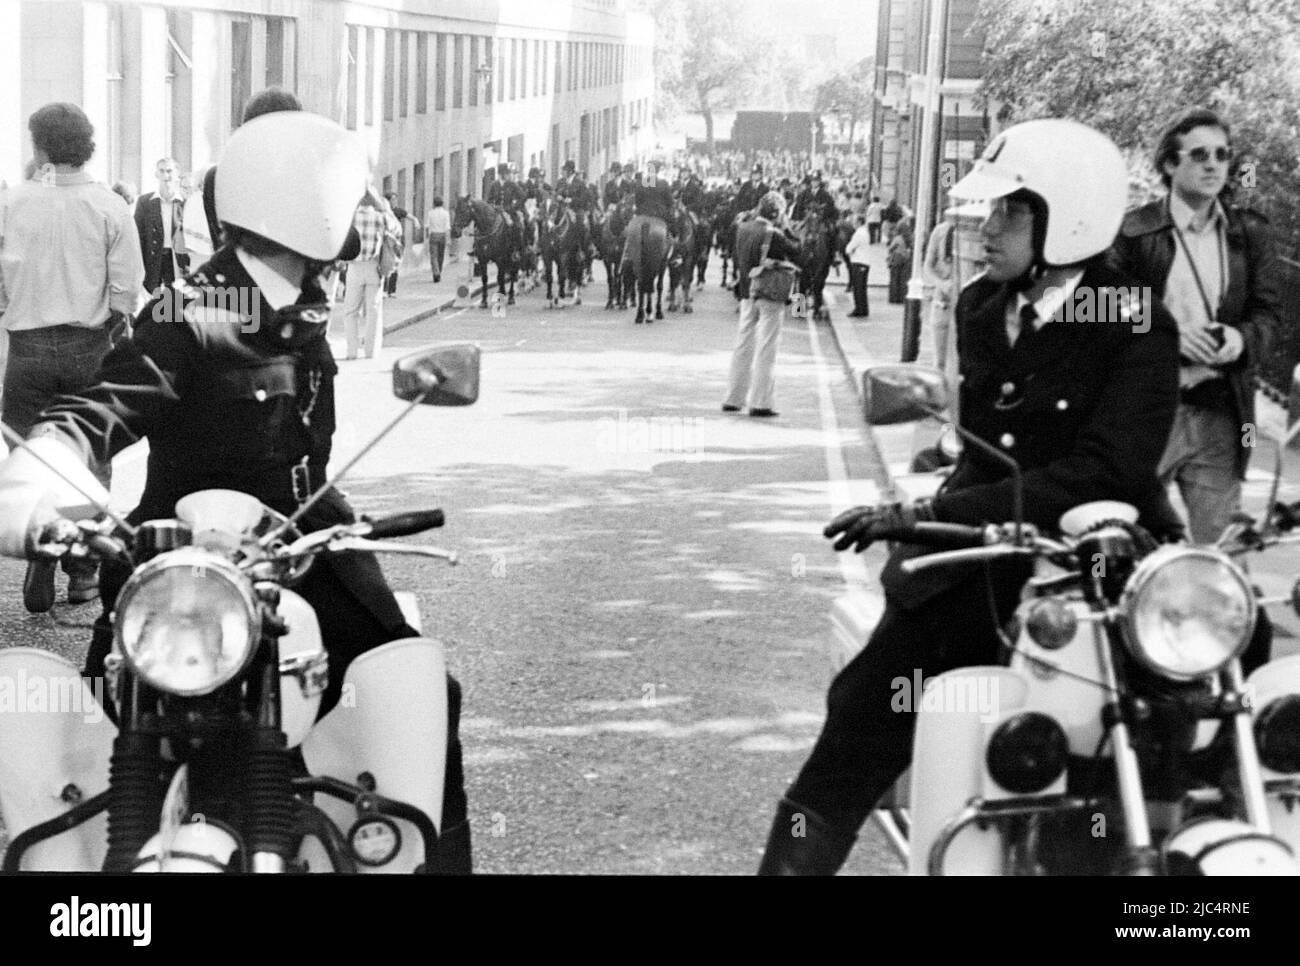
863;365;949;425
392;343;481;406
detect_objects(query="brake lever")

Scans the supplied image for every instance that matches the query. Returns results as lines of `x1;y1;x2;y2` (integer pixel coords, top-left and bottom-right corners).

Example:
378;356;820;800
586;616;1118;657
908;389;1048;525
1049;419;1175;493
327;536;459;565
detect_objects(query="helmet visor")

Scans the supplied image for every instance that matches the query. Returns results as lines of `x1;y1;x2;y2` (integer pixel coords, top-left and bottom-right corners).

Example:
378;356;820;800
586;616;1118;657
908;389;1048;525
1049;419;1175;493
948;160;1026;201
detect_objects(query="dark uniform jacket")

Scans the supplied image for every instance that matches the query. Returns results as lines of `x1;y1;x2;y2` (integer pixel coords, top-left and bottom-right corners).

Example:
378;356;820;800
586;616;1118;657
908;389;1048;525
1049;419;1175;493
733;216;803;301
604;176;634;209
634;179;675;223
732;179;770;217
1109;199;1282;478
488;180;525;211
882;258;1183;610
134;192;190;294
555;174;591;211
792;186;838;223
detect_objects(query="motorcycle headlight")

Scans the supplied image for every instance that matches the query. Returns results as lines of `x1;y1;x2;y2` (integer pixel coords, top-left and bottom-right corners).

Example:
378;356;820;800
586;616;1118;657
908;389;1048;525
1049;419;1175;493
1120;546;1255;682
114;547;260;696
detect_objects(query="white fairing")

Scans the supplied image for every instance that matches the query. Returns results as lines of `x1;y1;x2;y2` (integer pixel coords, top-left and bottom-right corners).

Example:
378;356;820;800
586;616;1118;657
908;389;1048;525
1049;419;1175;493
908;666;1028;875
0;648;116;871
277;589;325;749
134;822;239;872
1246;654;1300;854
1164;817;1299;875
299;636;447;873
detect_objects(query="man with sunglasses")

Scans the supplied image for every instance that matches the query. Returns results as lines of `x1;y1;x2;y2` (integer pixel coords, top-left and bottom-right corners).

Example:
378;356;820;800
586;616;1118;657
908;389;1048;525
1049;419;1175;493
1111;107;1282;544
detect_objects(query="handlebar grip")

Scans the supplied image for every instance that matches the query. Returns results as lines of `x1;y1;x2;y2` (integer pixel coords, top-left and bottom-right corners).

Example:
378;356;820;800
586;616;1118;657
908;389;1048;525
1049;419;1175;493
365;510;445;539
904;522;988;548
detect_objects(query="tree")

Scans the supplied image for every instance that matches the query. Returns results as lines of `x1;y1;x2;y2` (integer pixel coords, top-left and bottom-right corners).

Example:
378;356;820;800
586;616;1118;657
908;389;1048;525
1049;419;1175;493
814;58;875;151
973;0;1300;255
632;0;782;153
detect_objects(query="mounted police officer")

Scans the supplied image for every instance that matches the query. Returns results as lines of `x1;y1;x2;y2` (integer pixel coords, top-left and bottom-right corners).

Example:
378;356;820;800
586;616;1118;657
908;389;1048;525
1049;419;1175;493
522;166;550;202
791;169;838;224
555;159;592;252
0;111;474;873
488;162;526;252
604;161;635;210
757;119;1188;875
732;164;769;220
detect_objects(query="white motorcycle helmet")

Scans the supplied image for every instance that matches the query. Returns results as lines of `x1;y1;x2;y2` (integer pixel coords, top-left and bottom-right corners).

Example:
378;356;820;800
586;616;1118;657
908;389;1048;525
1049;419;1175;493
949;118;1128;267
215;111;369;262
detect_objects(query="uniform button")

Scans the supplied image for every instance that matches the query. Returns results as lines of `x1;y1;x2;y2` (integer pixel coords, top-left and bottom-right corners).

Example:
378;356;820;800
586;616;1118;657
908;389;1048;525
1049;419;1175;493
1000;433;1015;448
1001;381;1016;396
255;389;268;402
1056;398;1069;411
214;274;226;284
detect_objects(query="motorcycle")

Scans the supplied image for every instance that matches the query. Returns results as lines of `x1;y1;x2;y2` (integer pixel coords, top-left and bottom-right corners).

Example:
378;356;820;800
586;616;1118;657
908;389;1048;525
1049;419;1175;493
836;364;1300;876
0;343;480;873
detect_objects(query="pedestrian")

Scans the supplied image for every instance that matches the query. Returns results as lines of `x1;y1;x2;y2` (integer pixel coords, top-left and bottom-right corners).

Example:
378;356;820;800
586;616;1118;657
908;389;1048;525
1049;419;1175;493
135;157;188;297
844;214;871;317
111;181;136;206
425;195;451;283
382;192;407;298
0;110;473;873
722;191;804;418
881;196;902;241
756;118;1190;876
886;224;911;304
864;195;883;243
1111;106;1282;544
922;217;956;369
341;188;400;360
0;102;144;609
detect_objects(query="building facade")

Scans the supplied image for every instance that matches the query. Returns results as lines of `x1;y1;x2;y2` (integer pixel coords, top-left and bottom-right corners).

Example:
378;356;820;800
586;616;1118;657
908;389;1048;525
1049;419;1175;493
869;0;986;215
1;0;655;218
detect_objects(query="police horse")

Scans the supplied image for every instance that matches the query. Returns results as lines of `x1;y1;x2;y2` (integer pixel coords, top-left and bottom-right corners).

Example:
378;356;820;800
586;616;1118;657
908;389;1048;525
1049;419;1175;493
453;197;520;308
537;195;586;307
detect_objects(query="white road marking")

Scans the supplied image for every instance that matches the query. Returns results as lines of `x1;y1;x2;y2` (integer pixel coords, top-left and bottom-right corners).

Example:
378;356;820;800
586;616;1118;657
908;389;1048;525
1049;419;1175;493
804;315;878;593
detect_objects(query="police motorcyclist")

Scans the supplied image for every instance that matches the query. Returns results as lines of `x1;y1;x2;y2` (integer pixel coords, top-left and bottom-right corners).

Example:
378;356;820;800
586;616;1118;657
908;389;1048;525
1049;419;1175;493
756;119;1191;875
0;111;474;873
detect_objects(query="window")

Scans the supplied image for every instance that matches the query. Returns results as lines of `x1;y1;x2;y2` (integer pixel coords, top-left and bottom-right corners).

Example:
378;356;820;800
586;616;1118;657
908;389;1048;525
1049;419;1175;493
533;39;539;97
231;20;251;129
433;156;444;205
484;37;494;103
397;168;407;212
449;150;461;203
435;34;446;111
417;33;428;114
466;147;477;197
455;35;465;108
365;28;375;125
384;30;394;120
266;18;284;88
554;41;561;94
520;39;527;99
346;25;358;128
400;32;410;118
496;38;504;103
106;4;124;183
511;39;518;100
413;163;425;224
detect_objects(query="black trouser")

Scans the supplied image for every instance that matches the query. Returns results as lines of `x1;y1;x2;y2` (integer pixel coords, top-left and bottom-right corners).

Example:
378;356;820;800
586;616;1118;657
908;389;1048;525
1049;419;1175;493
888;264;907;303
428;233;448;281
785;572;1024;834
83;550;468;831
384;270;399;296
849;263;870;315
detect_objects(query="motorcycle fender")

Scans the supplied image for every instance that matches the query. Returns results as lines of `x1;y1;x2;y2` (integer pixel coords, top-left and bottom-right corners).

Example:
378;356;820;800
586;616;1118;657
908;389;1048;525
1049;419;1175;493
908;666;1030;875
278;589;324;750
1246;654;1300;854
0;648;115;871
1007;601;1107;757
300;636;447;874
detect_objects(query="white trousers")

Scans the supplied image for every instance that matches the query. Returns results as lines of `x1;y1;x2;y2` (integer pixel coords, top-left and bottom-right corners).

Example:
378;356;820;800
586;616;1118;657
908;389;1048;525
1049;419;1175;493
342;257;384;359
725;297;785;411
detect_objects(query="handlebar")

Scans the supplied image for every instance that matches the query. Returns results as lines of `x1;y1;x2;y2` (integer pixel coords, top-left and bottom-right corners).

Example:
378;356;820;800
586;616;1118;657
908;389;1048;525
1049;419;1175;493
904;522;991;549
363;510;445;539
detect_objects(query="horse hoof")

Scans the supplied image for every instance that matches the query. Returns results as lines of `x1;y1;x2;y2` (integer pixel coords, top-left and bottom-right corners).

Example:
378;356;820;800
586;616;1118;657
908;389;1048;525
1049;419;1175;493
508;297;516;306
684;305;693;314
605;301;614;310
655;311;663;321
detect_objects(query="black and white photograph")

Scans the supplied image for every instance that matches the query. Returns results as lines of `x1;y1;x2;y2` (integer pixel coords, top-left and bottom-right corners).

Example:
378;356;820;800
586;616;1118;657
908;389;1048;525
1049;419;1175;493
0;0;1297;934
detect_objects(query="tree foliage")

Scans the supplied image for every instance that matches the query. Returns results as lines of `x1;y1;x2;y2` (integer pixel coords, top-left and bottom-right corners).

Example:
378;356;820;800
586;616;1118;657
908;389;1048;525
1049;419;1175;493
814;58;875;148
973;0;1300;254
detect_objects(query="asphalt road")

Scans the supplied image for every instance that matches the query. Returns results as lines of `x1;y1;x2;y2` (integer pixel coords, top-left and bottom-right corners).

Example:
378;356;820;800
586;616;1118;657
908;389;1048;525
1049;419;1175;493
0;260;905;875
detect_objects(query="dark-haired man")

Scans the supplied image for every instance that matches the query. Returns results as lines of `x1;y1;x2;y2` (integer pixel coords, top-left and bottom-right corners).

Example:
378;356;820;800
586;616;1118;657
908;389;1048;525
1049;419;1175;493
1111;107;1282;544
0;102;144;609
136;158;188;296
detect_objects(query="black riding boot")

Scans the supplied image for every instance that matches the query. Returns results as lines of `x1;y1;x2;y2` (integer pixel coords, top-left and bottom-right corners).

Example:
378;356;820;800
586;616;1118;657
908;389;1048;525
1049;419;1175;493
757;797;856;876
427;819;473;875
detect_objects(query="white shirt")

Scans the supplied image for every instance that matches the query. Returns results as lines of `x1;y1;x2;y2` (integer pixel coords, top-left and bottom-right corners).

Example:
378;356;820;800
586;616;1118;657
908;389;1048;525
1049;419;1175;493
426;207;451;234
845;225;872;265
1005;269;1084;346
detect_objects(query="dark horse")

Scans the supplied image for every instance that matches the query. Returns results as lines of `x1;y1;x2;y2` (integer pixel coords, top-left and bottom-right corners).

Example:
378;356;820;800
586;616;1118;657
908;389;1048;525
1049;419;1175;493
792;209;834;321
596;198;633;310
621;214;669;325
666;203;698;315
537;195;586;307
453;197;519;308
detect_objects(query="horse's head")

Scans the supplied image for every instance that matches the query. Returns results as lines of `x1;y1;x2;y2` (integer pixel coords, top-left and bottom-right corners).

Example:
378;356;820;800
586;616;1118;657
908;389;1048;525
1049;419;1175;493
452;196;475;232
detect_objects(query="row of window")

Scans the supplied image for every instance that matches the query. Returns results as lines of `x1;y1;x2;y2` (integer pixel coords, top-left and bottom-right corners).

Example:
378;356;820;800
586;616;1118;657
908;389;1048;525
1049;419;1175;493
346;27;650;129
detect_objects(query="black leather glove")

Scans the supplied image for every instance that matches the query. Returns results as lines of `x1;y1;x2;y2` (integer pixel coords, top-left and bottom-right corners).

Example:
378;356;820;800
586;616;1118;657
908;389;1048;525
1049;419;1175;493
824;500;936;553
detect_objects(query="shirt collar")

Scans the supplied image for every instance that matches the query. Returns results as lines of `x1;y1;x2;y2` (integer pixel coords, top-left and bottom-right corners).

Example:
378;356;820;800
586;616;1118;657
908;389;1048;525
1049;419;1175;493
1015;269;1085;327
31;169;94;187
235;248;302;311
1169;191;1225;233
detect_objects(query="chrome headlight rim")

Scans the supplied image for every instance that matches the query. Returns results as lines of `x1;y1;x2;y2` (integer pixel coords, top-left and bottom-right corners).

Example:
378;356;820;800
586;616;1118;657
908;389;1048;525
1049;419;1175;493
113;546;261;697
1119;545;1256;682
